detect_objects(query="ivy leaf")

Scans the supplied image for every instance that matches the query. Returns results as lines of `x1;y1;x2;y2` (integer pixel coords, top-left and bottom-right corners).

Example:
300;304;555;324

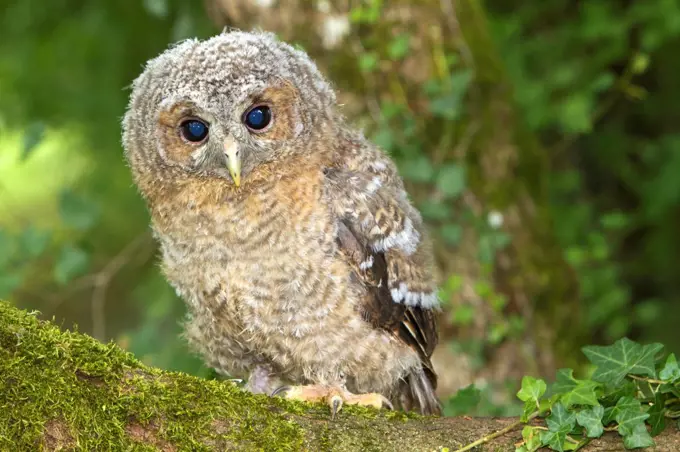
400;156;434;183
614;397;649;436
418;200;452;221
20;226;50;258
387;34;410;60
358;52;379;73
622;423;655;449
520;400;536;423
427;70;473;120
445;385;481;416
54;245;89;285
582;338;664;385
436;164;466;199
539;430;568;452
576;405;605;438
647;392;667;436
659;353;680;382
59;190;100;231
601;380;637;406
521;426;542;452
517;376;547;406
539;403;577;452
547;402;576;434
553;368;601;407
440;224;463;246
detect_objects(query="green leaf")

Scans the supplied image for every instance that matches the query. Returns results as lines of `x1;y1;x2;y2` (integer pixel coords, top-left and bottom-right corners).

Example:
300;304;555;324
576;405;605;438
371;126;394;152
660;353;680;382
517;376;547;406
0;273;23;299
559;94;593;133
59;190;100;231
552;369;601;407
451;304;474;326
521;399;536;423
521;425;542;452
446;385;481;415
21;121;46;161
436;164;466;199
400;156;434;183
539;403;577;452
631;53;650;75
54;245;89;285
614;397;649;436
418;201;452;221
582;338;664;385
387;34;410;60
648;392;666;436
547;402;576;433
601;380;637;406
622;423;655;449
20;226;50;258
600;211;630;230
143;0;168;18
441;224;463;246
539;430;567;452
359;52;379;73
428;94;463;120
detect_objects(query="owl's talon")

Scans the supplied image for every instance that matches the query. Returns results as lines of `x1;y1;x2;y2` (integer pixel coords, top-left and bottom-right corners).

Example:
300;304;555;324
330;395;343;420
380;396;394;411
271;385;291;397
270;384;392;417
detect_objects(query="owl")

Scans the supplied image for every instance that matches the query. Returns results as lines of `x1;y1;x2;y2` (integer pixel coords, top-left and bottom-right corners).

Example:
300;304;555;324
122;30;441;417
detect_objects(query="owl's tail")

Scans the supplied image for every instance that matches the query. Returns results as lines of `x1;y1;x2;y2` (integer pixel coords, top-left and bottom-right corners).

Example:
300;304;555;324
396;368;442;416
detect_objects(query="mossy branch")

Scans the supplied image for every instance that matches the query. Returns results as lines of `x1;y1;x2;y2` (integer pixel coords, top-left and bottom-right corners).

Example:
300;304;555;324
1;301;677;451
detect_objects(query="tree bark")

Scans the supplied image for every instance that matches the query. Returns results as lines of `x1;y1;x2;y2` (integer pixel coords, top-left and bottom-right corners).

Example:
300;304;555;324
1;302;676;451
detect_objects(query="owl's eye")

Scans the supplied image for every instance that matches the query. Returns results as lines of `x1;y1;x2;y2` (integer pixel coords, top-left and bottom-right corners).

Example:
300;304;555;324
180;119;209;143
243;105;272;131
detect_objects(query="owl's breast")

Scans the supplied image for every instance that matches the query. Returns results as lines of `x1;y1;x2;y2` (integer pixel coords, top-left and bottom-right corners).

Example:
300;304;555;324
154;168;348;322
153;171;415;387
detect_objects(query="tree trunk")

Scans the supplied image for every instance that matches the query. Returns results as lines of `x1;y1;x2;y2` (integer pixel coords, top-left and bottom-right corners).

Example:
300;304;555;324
1;302;675;451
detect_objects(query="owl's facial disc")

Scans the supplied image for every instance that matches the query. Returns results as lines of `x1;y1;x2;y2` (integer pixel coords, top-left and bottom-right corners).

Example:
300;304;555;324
223;136;241;187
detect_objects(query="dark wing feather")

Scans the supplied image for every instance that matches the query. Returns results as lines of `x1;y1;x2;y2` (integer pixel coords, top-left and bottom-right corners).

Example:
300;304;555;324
336;220;441;415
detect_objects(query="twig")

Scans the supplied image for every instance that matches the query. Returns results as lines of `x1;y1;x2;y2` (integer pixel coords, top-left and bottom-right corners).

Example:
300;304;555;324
628;374;665;385
90;233;152;340
573;438;592;451
453;410;542;452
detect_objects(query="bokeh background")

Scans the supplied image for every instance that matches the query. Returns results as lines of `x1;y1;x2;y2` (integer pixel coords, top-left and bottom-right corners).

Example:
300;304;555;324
2;0;680;416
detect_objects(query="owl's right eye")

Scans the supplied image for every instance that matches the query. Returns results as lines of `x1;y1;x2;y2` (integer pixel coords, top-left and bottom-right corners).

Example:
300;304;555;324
180;119;209;143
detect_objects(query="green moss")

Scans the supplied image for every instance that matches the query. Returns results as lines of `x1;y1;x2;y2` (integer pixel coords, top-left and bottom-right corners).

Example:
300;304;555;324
0;301;307;450
0;302;442;451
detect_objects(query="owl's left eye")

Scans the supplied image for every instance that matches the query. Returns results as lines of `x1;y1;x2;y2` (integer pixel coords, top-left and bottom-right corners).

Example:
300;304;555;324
180;119;209;143
243;105;272;131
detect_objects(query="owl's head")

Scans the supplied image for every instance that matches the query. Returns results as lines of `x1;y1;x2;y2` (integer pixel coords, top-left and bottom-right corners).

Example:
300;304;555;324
122;30;337;188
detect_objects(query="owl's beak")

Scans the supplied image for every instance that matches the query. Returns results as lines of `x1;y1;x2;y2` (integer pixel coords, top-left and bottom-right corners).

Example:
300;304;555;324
224;137;241;187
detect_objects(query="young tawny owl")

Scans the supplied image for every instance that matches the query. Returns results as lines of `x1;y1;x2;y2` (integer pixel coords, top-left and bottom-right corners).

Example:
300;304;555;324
122;30;441;416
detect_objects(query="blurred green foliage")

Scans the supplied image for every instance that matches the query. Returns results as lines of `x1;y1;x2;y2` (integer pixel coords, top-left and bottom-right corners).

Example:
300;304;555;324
1;0;680;416
488;0;680;346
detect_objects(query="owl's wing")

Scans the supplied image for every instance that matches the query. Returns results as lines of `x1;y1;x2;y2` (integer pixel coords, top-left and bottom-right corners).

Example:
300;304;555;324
323;142;440;413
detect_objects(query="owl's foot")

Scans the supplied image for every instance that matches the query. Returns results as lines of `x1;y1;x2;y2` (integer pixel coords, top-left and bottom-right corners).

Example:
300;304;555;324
272;384;393;419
